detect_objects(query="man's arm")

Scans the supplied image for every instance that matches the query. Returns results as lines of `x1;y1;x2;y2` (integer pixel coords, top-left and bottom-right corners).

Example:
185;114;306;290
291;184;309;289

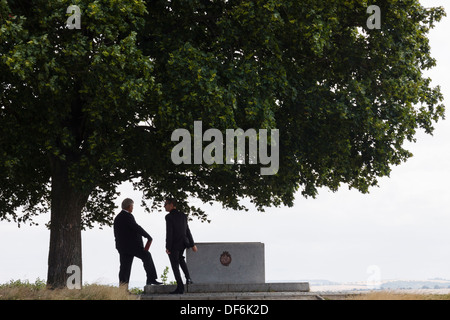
127;213;152;241
165;215;173;253
186;223;194;248
185;216;197;252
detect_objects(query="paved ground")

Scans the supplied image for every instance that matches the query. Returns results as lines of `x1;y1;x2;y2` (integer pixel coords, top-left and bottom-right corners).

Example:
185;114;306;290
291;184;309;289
141;282;359;300
140;291;357;300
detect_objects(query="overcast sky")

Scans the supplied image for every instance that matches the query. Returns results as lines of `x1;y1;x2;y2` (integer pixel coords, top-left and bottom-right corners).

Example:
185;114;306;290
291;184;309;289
1;0;449;287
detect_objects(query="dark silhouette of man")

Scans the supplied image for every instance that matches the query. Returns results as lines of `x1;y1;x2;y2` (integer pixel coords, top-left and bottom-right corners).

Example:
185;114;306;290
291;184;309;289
164;198;198;294
114;198;162;288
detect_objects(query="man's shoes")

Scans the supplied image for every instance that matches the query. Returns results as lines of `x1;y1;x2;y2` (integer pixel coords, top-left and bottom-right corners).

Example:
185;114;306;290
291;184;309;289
186;279;193;285
147;280;162;285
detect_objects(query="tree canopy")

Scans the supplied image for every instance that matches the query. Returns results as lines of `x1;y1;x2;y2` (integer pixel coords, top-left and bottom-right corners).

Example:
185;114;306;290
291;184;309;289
0;0;445;287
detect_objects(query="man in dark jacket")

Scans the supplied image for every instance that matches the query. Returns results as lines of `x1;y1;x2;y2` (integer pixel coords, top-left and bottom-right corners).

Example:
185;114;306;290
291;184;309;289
165;198;198;294
114;198;162;287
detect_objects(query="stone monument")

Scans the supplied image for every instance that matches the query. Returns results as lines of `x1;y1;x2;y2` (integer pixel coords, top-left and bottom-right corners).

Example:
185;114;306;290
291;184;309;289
186;242;265;284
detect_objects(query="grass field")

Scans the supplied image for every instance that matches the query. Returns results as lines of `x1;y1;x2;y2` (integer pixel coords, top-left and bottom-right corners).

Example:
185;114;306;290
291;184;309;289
0;279;139;300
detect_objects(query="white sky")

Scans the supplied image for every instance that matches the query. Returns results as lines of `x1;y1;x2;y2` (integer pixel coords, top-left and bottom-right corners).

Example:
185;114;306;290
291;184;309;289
1;0;449;287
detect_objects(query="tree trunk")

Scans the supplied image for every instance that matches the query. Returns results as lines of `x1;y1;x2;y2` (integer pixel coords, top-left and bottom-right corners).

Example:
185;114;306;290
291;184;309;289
47;158;88;289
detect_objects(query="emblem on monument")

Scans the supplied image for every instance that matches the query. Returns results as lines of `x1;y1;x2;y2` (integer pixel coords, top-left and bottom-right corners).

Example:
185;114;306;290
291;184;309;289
220;251;232;266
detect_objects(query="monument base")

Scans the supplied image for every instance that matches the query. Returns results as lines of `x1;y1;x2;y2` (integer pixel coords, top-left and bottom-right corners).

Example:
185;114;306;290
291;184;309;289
144;282;310;294
144;242;310;296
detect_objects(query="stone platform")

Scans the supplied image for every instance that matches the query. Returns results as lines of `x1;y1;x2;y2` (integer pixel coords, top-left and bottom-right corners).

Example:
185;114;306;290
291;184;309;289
141;282;361;300
140;292;355;300
144;282;310;295
143;243;319;299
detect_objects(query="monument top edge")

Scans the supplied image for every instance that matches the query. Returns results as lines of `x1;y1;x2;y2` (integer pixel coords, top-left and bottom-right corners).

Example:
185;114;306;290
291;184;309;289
193;242;264;245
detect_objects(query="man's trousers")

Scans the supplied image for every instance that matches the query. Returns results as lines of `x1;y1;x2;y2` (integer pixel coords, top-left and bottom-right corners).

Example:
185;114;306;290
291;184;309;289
119;249;157;285
168;249;191;292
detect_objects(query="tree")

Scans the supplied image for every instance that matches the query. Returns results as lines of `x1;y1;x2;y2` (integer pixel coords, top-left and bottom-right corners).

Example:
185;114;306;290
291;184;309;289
0;0;445;288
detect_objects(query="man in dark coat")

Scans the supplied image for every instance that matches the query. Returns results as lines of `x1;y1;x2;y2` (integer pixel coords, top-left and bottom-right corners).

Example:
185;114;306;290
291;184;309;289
165;198;198;294
114;198;162;287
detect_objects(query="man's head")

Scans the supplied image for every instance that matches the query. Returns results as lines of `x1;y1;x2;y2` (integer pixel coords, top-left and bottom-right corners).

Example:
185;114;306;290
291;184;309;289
164;198;177;212
121;198;134;213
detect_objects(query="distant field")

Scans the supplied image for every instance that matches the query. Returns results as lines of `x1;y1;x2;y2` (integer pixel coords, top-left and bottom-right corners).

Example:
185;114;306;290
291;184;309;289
349;291;450;300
